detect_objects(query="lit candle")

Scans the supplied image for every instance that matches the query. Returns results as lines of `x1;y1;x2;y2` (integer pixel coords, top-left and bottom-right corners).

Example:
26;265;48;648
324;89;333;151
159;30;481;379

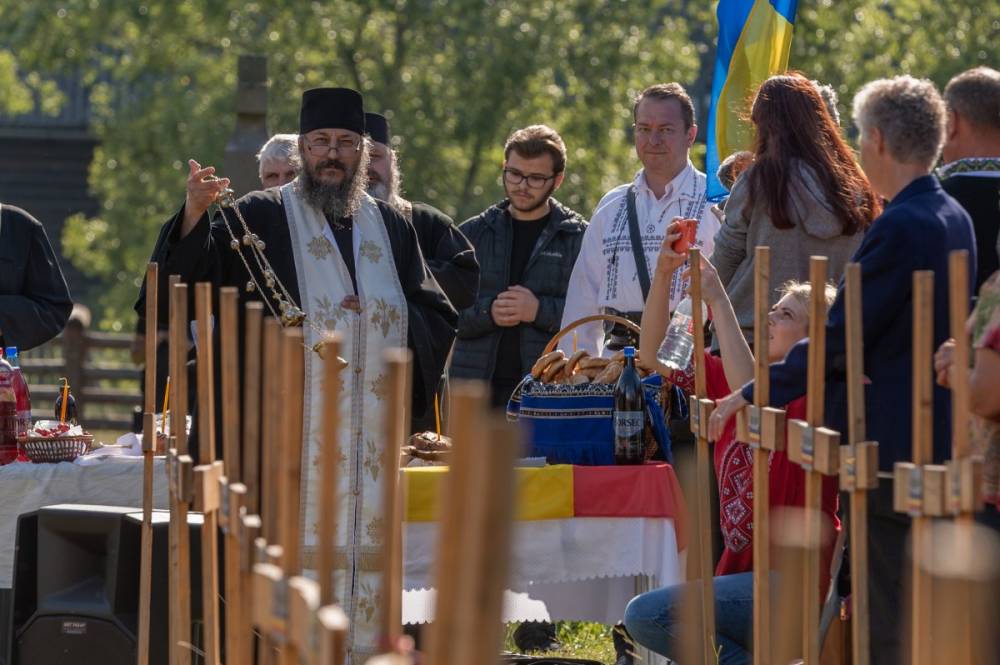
161;376;171;436
59;378;69;424
434;393;441;436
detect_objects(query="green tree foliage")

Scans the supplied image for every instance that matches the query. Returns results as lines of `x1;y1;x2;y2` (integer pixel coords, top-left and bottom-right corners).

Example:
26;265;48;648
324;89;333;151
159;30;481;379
791;0;999;129
4;0;704;328
0;49;63;116
2;0;997;328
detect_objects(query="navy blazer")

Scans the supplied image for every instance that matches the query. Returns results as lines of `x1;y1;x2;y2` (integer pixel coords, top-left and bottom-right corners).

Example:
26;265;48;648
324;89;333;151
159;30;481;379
0;205;73;351
740;176;977;470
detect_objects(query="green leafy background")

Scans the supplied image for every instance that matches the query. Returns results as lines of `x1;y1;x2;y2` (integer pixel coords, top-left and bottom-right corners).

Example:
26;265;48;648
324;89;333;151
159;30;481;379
1;1;997;329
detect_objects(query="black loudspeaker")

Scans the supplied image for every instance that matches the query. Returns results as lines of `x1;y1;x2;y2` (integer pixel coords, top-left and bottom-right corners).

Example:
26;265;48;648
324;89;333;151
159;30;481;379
8;504;204;665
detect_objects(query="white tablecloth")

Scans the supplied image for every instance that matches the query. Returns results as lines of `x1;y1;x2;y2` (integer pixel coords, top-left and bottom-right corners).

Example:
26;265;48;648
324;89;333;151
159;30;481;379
403;516;684;625
0;456;169;587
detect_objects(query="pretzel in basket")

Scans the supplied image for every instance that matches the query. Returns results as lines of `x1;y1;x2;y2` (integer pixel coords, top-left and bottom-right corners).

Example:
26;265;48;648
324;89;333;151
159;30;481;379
577;356;610;371
546;358;572;382
529;314;655;385
565;349;589;375
531;350;566;379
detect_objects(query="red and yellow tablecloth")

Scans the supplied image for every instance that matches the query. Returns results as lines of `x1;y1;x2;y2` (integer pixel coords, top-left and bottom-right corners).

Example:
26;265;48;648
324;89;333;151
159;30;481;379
403;462;688;550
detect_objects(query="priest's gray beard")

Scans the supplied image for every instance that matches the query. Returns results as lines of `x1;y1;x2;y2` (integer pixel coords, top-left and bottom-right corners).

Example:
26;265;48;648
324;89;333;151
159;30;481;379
299;141;371;220
367;151;407;212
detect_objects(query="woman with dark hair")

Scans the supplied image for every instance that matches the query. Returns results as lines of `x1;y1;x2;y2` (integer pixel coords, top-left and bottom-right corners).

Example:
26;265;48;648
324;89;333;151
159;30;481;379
711;72;880;340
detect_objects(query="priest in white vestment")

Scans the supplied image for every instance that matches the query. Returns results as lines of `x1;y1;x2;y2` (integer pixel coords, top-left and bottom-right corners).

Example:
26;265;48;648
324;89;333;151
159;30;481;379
143;87;456;663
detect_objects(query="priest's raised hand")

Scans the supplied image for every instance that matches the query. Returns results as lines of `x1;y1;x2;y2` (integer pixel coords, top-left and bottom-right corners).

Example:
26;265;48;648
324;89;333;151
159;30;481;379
181;159;230;237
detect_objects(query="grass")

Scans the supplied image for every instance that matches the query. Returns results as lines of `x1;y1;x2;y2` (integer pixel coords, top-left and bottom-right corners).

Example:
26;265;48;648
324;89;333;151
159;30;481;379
502;621;617;664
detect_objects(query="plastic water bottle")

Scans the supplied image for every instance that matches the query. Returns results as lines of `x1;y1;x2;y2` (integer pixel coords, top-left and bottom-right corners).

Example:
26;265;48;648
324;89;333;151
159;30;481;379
5;347;32;437
0;357;18;465
613;346;646;465
657;297;708;371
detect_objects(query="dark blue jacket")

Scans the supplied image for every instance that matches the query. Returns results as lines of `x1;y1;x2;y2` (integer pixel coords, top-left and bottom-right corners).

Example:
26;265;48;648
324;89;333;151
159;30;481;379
0;205;73;351
451;198;587;380
741;176;977;470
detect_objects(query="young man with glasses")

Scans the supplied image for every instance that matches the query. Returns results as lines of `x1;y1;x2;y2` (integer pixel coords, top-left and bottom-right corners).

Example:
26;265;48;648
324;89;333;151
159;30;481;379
451;124;587;413
561;83;721;355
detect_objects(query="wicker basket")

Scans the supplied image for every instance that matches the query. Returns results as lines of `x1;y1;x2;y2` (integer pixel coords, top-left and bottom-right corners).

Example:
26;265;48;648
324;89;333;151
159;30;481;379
511;314;664;464
18;434;94;463
541;313;641;355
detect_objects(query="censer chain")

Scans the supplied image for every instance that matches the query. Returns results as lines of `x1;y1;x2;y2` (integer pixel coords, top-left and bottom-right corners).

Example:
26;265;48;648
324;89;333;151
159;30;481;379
208;180;338;355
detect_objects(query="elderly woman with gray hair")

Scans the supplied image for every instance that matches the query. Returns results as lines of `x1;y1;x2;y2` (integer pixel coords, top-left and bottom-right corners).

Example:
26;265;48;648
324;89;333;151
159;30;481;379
256;133;300;188
706;75;977;664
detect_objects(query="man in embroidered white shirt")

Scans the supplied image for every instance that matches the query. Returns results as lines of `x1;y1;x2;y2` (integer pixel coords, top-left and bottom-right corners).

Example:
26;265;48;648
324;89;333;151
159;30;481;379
561;83;720;355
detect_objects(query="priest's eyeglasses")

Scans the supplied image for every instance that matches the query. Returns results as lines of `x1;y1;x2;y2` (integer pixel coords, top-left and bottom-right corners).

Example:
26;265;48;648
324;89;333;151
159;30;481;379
503;168;557;189
303;137;362;156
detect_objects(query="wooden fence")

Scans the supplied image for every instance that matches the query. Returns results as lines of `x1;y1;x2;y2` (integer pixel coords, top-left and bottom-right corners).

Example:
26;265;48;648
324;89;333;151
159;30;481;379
18;306;142;433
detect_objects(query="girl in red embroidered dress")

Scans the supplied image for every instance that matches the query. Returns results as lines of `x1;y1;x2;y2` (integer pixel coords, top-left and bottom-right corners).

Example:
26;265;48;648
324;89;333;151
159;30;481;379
625;221;842;663
639;220;841;581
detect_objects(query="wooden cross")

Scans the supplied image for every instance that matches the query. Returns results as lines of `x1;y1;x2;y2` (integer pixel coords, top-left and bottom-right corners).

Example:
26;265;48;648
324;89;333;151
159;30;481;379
248;317;283;665
423;380;520;665
933;250;986;665
242;302;264;516
137;263;158;665
378;348;411;651
286;335;355;665
252;326;306;665
253;542;285;665
220;479;248;663
238;510;262;663
914;519;999;664
785;256;840;665
216;286;248;665
734;247;787;665
944;250;983;519
260;316;283;544
232;300;264;663
682;247;718;664
167;277;193;665
194;281;225;665
288;334;380;665
317;337;344;612
892;271;940;665
836;262;878;665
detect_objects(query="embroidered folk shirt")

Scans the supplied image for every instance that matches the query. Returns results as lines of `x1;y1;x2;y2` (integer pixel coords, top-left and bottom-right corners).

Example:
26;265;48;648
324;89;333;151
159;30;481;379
560;163;720;355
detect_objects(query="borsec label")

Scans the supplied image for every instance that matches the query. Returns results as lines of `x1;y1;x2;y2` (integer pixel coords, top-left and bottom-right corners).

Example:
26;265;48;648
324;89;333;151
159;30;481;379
614;411;644;437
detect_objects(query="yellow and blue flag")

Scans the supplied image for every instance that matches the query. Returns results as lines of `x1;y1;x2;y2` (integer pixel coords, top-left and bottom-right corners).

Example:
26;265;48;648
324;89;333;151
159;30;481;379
706;0;798;200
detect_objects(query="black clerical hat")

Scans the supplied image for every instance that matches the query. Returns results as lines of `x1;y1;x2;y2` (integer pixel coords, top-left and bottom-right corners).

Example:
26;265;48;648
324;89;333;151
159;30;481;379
299;87;365;135
365;113;391;145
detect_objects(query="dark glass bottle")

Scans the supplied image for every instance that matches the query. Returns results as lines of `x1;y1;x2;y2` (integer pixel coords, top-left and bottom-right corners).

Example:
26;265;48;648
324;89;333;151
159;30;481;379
613;346;645;465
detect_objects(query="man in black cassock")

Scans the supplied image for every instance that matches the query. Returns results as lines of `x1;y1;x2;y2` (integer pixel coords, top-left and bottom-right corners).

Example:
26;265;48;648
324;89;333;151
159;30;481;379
142;87;456;663
0;203;73;351
364;112;479;311
143;89;456;430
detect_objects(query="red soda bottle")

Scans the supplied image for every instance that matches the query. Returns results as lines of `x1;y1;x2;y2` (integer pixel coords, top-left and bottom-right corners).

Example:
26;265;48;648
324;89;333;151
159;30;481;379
0;357;18;465
5;347;32;437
